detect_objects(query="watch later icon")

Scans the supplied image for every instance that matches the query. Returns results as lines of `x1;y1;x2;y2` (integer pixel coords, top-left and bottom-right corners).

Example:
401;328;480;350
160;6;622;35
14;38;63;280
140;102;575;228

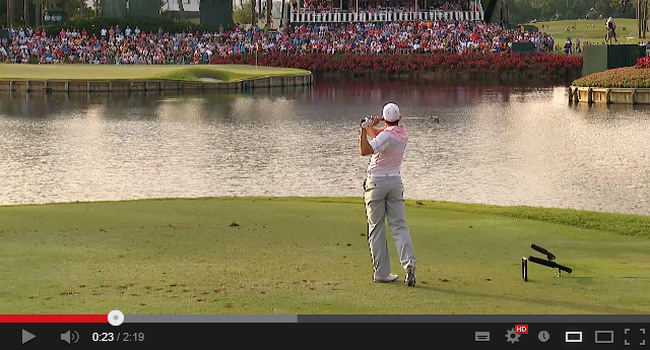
538;330;551;343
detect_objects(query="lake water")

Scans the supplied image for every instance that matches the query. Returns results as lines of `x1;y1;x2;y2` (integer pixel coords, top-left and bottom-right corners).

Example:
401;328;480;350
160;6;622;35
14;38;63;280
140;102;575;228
1;79;649;216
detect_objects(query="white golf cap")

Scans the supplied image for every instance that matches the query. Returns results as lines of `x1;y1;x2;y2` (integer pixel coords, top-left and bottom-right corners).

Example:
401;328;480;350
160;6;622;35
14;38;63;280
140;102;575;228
382;102;400;122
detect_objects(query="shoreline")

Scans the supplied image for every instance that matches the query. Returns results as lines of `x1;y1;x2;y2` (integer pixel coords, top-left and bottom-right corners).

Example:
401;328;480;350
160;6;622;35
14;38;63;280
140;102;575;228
0;74;314;93
568;85;650;104
0;64;313;92
2;195;648;221
569;67;650;104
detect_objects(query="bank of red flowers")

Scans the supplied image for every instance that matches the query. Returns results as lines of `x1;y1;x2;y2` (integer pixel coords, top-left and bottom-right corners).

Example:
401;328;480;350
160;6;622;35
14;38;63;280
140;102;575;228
210;51;583;85
572;56;650;88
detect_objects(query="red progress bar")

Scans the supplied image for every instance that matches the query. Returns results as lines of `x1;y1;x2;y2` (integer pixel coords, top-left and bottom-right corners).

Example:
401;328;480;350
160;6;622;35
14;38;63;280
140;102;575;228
0;314;107;323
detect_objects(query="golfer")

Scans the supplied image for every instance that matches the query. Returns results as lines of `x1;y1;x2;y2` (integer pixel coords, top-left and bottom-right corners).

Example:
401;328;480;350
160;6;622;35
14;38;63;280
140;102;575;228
359;102;417;287
606;16;617;44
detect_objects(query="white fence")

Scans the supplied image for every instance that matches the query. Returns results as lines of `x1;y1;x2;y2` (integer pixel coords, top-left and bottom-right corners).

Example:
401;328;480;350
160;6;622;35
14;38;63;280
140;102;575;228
290;11;485;23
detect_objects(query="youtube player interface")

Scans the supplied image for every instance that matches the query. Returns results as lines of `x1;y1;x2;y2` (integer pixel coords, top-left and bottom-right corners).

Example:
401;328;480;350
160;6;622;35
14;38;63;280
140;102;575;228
3;312;648;348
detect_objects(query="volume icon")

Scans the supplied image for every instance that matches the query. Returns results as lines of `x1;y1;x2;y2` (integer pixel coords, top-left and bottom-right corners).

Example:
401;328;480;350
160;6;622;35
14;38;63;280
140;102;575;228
61;330;79;344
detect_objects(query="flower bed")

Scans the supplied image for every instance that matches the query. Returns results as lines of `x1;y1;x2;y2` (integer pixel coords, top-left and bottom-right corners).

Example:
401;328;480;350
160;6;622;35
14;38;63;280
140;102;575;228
569;57;650;104
572;67;650;88
572;57;650;88
210;52;583;85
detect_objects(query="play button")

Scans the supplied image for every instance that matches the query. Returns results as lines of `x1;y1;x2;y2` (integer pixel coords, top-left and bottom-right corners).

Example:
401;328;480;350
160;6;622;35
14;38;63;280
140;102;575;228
22;329;36;344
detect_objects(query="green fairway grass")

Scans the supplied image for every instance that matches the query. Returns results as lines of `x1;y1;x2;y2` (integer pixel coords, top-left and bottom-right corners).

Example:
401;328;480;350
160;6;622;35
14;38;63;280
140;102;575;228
1;197;649;314
0;64;310;82
531;18;647;47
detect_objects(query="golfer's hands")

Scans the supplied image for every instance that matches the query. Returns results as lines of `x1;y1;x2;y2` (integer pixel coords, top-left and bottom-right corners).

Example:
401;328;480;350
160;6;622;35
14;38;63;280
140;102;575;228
360;116;379;131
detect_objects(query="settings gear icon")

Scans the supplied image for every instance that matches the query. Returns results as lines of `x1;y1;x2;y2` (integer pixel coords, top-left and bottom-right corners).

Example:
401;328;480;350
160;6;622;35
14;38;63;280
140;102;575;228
505;328;521;344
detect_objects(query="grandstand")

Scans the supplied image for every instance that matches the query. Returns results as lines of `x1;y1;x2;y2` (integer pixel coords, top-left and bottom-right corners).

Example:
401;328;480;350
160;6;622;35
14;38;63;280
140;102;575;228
289;0;484;23
164;0;484;27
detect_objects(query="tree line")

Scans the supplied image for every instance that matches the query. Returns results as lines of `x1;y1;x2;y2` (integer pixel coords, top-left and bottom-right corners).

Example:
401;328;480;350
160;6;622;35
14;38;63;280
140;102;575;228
503;0;638;24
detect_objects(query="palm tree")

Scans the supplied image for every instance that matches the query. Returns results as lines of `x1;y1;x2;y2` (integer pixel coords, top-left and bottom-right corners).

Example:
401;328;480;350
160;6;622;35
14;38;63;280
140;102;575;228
7;0;15;27
23;0;29;26
639;0;648;38
280;0;285;26
35;0;42;26
177;0;185;20
251;0;256;25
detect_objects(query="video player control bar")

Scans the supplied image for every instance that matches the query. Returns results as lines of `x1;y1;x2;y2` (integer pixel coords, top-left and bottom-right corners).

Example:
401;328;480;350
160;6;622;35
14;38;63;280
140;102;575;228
1;313;648;349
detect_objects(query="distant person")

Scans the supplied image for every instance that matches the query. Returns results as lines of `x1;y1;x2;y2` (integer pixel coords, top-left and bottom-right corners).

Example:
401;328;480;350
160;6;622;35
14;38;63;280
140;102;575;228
564;37;572;55
606;17;618;44
359;102;417;287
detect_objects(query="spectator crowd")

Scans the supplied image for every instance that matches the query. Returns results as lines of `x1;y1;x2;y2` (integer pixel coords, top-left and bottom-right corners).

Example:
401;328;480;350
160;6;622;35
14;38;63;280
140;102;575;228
0;18;556;65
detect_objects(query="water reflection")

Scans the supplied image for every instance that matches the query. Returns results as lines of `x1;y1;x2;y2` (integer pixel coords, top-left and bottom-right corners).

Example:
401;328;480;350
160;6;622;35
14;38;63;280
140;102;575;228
0;81;648;216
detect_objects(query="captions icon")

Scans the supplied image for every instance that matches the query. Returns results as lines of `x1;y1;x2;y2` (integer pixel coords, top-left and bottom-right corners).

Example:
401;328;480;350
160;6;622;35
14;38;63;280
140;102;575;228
475;331;490;342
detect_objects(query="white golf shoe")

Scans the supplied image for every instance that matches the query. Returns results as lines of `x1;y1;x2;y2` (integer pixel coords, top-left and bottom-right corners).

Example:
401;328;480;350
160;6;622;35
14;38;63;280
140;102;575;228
373;273;399;283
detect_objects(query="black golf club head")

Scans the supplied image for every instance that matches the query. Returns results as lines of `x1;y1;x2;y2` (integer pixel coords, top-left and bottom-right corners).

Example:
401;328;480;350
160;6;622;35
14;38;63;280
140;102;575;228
531;243;556;261
528;256;572;274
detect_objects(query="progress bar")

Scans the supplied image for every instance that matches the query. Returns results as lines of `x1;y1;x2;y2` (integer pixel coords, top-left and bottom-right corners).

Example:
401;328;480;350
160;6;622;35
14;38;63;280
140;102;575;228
2;313;650;323
0;314;107;323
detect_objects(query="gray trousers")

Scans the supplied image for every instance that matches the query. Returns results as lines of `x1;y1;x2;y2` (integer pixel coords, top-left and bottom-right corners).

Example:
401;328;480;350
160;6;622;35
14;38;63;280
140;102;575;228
363;176;416;278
